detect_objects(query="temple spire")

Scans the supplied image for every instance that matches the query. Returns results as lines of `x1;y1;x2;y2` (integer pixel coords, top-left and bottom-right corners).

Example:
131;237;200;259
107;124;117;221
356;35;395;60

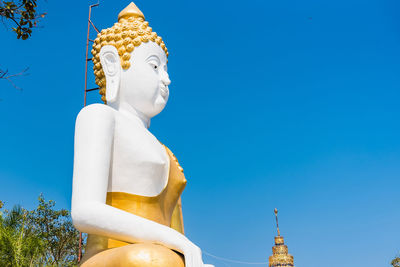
269;209;295;267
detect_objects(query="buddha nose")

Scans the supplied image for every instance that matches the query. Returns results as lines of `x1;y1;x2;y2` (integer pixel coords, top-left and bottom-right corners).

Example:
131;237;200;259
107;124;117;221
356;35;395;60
161;72;171;87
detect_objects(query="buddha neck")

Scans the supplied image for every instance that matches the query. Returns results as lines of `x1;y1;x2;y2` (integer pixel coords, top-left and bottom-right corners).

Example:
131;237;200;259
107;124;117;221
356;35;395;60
108;100;151;128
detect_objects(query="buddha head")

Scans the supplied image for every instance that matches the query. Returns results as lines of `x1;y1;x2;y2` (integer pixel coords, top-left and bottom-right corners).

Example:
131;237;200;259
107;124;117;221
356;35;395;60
91;2;170;118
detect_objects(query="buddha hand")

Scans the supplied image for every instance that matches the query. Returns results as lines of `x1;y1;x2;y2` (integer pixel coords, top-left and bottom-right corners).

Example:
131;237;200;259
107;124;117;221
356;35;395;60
182;241;214;267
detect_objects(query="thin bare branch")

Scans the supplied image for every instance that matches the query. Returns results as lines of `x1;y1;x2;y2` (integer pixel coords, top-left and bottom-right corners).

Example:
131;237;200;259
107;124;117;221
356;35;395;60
0;67;29;90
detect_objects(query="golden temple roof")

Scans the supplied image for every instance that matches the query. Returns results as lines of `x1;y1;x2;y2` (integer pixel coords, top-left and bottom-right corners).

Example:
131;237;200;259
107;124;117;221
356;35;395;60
269;209;294;267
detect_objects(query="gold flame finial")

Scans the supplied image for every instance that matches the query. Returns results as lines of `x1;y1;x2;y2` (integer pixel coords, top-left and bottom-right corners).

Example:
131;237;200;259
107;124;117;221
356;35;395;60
118;2;144;22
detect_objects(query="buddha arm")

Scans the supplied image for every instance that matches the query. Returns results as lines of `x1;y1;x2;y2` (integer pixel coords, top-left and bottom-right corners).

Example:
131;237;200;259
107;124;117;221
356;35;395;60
71;104;191;255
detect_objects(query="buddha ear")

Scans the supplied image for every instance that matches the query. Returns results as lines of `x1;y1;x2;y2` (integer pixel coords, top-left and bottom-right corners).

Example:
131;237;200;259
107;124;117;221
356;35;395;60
99;45;121;103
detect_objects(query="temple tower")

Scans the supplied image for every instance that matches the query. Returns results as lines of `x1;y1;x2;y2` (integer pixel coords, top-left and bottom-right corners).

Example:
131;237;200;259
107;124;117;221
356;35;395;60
269;209;294;267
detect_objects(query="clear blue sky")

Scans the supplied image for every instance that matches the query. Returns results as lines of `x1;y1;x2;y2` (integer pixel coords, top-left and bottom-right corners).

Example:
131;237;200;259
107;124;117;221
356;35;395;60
1;0;399;266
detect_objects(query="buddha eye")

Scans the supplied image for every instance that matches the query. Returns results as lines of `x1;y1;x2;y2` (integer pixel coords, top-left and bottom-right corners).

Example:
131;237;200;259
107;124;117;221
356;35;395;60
148;61;159;72
147;55;161;73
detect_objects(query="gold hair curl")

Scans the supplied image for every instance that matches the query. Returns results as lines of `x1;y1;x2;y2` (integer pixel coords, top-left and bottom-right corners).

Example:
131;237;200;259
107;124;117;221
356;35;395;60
91;3;168;103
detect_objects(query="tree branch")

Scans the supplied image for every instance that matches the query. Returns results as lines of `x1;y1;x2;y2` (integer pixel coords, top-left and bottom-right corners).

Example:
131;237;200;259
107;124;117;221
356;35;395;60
0;68;29;90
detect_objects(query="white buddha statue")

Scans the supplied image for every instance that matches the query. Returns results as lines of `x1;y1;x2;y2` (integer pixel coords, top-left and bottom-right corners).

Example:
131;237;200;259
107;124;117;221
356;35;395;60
71;3;214;267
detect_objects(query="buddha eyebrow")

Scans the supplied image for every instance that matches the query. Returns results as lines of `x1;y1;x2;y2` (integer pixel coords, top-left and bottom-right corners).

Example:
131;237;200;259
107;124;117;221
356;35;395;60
146;54;161;63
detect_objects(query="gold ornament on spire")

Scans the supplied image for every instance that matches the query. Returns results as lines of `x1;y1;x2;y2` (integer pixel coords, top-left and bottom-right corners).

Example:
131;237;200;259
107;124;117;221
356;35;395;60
91;2;168;103
118;2;144;21
269;209;294;267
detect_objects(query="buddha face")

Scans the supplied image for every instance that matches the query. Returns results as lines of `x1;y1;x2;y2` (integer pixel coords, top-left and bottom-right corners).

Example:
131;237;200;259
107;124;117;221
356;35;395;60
100;41;170;119
119;41;170;118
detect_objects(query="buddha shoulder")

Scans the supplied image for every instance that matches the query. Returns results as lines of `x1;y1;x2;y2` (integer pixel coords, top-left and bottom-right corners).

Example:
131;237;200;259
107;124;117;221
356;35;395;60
76;104;116;125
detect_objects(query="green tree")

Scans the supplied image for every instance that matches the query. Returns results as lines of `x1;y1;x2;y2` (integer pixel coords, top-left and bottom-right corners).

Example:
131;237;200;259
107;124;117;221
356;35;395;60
0;0;46;88
0;205;44;266
30;194;81;266
0;195;83;266
0;0;46;40
392;257;400;267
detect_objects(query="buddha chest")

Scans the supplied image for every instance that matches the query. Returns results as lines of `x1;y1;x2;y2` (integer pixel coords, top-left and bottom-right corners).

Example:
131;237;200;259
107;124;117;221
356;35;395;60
108;113;169;196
